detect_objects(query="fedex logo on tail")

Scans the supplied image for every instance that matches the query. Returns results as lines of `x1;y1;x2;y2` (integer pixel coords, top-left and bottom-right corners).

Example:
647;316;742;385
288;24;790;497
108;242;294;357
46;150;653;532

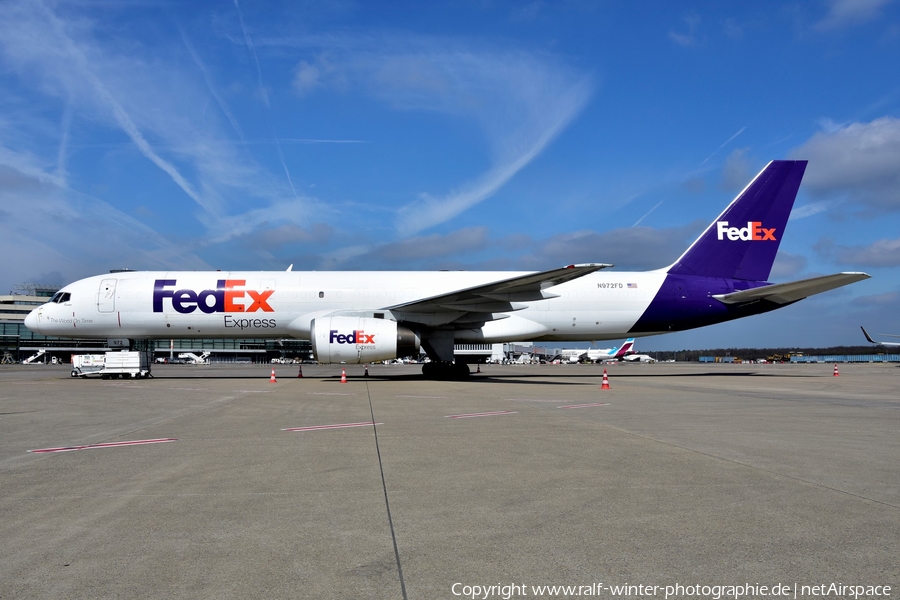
153;280;274;314
329;330;375;344
716;221;777;241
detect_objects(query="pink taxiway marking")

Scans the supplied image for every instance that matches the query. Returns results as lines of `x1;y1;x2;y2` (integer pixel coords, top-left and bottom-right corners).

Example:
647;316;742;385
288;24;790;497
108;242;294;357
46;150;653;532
445;410;517;419
558;402;610;409
282;422;382;432
28;438;178;454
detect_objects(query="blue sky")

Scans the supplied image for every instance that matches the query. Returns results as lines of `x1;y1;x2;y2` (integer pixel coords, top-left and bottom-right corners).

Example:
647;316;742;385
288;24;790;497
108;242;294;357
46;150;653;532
1;0;899;350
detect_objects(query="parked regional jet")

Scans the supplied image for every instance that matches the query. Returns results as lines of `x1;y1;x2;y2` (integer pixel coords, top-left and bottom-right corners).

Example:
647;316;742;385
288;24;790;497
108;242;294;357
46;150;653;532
25;161;870;379
557;338;635;363
622;353;657;363
860;327;900;347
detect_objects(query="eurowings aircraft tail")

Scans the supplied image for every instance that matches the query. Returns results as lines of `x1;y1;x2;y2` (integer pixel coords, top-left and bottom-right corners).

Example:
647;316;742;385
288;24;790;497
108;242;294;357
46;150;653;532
668;160;806;281
612;338;634;359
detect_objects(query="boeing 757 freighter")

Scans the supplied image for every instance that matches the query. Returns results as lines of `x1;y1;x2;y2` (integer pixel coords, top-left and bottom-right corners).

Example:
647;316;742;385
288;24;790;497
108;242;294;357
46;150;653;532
25;160;870;378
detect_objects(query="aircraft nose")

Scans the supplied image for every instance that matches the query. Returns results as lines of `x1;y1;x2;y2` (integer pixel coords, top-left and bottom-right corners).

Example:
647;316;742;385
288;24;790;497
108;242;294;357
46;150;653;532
24;308;40;333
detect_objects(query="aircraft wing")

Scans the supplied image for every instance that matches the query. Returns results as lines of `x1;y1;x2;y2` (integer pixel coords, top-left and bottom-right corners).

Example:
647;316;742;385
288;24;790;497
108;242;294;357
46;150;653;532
387;263;611;326
712;272;870;306
861;326;900;347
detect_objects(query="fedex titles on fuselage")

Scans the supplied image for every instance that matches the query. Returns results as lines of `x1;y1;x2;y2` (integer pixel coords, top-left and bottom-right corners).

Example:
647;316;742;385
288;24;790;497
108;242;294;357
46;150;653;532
716;221;776;241
153;279;276;330
152;279;375;345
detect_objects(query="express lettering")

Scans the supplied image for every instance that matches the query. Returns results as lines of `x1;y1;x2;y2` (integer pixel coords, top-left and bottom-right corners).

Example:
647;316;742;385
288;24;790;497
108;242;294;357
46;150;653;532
224;316;276;329
329;329;375;344
153;280;274;314
716;221;777;241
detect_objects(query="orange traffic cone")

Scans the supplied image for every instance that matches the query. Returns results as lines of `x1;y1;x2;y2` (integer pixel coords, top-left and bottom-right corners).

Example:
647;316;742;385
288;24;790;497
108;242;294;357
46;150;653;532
833;364;840;377
476;364;481;373
600;369;610;389
297;365;303;378
340;368;347;384
270;368;277;383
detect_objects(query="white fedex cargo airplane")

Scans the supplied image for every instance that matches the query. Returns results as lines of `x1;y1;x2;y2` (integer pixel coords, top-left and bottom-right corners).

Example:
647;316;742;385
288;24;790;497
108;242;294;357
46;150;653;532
25;161;870;378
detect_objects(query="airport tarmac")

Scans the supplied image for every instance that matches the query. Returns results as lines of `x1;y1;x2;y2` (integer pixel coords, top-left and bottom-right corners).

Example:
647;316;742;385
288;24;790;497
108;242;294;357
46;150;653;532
1;361;898;599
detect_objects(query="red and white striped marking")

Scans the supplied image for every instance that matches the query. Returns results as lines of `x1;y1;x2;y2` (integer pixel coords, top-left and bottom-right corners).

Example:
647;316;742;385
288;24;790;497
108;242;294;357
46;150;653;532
558;402;610;409
282;421;381;432
445;410;517;419
28;438;177;454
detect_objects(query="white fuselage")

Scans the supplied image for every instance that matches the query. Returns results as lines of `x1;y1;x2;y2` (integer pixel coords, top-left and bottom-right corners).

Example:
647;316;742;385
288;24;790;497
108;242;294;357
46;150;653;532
26;269;669;343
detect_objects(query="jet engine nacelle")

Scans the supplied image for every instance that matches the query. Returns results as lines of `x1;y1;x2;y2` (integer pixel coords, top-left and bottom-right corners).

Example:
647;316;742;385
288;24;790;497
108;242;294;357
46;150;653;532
311;316;420;364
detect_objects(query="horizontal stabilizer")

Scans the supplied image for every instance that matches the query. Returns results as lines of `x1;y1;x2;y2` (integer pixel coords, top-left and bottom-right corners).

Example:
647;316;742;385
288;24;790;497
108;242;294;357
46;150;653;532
713;272;870;305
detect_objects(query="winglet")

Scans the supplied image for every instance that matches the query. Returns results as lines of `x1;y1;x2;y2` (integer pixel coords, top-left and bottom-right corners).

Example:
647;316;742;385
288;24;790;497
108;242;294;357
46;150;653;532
861;326;878;344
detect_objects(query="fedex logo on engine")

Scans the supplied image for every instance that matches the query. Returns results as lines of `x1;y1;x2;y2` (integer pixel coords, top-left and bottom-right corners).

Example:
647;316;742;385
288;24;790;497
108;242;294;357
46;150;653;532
153;280;274;314
329;330;375;345
716;221;777;241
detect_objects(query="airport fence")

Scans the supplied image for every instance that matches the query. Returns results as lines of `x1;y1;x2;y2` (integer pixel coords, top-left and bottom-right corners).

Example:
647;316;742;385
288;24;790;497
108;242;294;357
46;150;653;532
790;354;900;363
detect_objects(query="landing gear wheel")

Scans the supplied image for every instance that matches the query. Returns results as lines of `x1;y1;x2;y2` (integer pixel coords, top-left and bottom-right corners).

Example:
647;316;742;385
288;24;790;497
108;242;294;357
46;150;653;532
422;362;438;378
452;362;470;379
421;361;470;380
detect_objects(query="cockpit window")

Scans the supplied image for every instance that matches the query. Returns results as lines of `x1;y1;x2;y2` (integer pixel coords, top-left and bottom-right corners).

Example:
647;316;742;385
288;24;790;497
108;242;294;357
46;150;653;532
50;292;71;303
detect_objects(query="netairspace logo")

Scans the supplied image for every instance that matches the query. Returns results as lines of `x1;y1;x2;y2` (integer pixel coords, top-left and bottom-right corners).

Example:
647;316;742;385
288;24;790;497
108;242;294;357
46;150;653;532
450;581;892;599
716;221;777;241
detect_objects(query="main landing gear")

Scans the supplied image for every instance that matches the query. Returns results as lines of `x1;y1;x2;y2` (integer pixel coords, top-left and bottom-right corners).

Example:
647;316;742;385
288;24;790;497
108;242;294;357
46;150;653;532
421;361;470;380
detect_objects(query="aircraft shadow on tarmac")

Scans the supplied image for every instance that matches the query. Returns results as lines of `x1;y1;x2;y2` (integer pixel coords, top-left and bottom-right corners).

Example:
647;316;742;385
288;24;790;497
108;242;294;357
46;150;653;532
87;367;865;383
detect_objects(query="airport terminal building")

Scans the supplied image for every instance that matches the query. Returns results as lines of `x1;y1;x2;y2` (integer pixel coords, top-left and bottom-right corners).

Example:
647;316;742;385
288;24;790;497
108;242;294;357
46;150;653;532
1;284;313;365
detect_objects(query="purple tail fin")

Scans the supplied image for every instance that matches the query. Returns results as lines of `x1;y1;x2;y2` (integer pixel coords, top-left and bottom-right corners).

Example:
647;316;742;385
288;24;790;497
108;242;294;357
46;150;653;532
667;160;807;281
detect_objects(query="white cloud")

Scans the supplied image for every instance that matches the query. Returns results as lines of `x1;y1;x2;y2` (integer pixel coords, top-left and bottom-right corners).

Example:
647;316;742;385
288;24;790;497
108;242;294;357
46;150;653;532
790;117;900;213
529;221;705;272
817;237;900;267
293;61;323;96
0;155;211;292
770;251;808;279
814;0;894;30
789;201;833;220
0;0;321;257
669;15;702;47
719;148;753;191
853;290;899;306
281;39;593;236
371;227;490;263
